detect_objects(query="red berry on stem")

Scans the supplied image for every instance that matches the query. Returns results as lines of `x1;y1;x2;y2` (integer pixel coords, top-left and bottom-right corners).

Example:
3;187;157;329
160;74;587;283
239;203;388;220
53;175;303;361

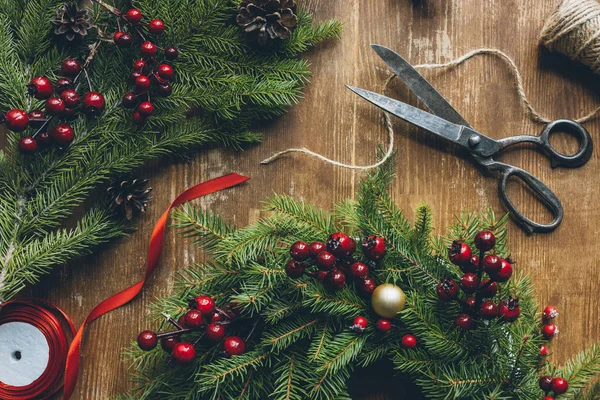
55;77;73;94
455;313;474;330
137;101;154;117
316;251;336;271
27;76;53;99
540;344;549;356
206;323;226;342
210;311;223;323
140;41;157;58
448;241;472;266
160;335;180;352
28;110;46;128
148;19;165;34
137;330;158;351
290;241;310;261
460;273;480;294
51;123;75;145
375;318;391;332
184;310;204;329
125;8;142;23
436;279;459;301
463;297;476;311
224;336;246;356
132;111;147;126
461;255;479;273
539;375;553;391
491;259;512;282
479;301;498;319
60;89;80;108
135;75;151;92
309;241;325;257
479;279;498;298
326;269;346;290
483;255;501;275
474;230;496;251
61;58;81;77
359;276;376;295
115;32;133;46
285;259;305;278
326;232;356;256
351;316;368;332
171;342;196;364
122;93;138;108
82;91;106;114
349;262;369;279
401;334;417;348
158;82;173;96
133;59;146;71
165;46;179;60
543;305;558;321
194;295;215;316
45;97;65;115
542;323;558;339
4;109;29;132
157;63;174;80
551;377;568;395
362;235;386;260
498;297;520;322
19;137;38;154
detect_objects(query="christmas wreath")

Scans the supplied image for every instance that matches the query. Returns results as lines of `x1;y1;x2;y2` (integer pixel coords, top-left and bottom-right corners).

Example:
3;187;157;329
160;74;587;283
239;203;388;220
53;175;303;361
0;0;340;301
124;158;600;399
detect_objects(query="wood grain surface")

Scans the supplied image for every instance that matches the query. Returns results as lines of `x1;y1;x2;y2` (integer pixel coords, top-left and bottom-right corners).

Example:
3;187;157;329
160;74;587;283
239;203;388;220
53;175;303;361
31;0;600;398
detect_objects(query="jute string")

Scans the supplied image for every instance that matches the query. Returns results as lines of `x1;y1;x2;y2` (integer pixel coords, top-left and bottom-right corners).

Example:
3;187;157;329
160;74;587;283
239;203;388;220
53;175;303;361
261;48;600;170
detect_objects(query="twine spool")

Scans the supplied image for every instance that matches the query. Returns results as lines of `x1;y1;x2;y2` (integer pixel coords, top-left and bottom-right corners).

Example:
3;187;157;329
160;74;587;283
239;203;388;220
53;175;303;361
540;0;600;73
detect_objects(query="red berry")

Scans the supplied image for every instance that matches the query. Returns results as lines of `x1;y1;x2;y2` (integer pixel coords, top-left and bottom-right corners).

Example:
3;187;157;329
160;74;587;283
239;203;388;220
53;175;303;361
133;59;146;71
315;270;328;281
51;123;75;145
137;330;158;351
359;276;376;295
482;255;501;275
316;251;336;271
82;91;106;114
498;298;520;322
290;241;310;261
460;273;480;294
543;397;555;400
540;344;549;356
463;297;477;311
349;262;369;279
37;131;51;147
135;75;151;92
436;279;459;301
4;109;29;132
132;111;147;126
326;269;346;290
479;279;497;298
375;318;391;332
55;77;73;94
60;89;80;108
362;235;386;260
125;8;142;23
160;335;180;352
351;316;368;332
542;323;558;339
140;41;157;58
206;323;226;342
27;76;53;99
194;295;215;316
223;336;246;356
285;259;305;278
448;241;472;266
148;19;165;34
539;375;553;391
551;377;568;395
61;58;81;77
122;93;138;108
28;110;46;128
137;101;154;117
19;137;38;154
171;342;196;364
114;32;133;46
165;46;179;60
401;334;417;348
45;97;65;115
474;230;496;251
491;259;512;282
326;233;356;256
455;313;474;330
309;241;325;257
210;312;223;322
461;255;479;273
543;305;558;321
479;301;498;319
157;63;173;80
184;310;204;329
157;82;173;96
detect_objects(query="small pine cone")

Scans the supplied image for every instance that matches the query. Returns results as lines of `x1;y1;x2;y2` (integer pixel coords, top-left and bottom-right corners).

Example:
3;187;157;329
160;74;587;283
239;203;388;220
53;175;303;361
107;178;153;220
237;0;298;46
52;2;93;41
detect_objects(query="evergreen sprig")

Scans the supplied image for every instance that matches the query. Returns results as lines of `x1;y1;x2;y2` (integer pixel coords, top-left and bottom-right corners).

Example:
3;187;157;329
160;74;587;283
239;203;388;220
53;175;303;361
123;157;600;399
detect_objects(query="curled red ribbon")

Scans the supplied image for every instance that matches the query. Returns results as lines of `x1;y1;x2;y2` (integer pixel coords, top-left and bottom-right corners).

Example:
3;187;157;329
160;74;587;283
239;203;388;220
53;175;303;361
0;173;249;399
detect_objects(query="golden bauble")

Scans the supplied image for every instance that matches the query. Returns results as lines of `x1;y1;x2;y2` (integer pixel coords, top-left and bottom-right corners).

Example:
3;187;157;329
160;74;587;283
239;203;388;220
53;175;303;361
371;283;406;318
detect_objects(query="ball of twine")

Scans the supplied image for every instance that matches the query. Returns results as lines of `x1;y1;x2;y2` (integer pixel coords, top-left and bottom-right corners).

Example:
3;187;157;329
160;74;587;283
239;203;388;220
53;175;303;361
540;0;600;73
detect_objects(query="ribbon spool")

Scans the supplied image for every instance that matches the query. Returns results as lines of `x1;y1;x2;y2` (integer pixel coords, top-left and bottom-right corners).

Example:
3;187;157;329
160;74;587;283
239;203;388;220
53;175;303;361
0;299;75;399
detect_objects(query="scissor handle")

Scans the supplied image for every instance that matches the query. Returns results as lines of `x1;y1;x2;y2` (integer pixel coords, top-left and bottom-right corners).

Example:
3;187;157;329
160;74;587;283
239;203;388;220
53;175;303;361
495;163;563;234
496;119;592;168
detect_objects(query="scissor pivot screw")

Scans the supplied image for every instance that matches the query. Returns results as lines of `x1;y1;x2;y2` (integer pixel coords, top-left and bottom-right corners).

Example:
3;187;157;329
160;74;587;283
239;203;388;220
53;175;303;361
468;134;481;148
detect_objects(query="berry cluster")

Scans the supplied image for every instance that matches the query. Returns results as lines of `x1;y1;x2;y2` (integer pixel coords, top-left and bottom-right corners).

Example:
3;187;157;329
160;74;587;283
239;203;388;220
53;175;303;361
541;305;559;340
286;232;386;294
111;8;178;125
539;375;568;399
1;58;105;154
137;295;246;365
436;230;518;330
350;315;417;348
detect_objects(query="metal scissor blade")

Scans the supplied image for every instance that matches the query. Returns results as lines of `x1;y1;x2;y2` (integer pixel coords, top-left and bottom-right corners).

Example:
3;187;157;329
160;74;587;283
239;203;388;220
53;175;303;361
347;85;465;145
371;44;471;128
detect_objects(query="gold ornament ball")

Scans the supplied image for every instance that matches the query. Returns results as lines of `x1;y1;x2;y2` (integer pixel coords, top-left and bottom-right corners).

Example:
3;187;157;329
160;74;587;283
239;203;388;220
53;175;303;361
371;283;406;318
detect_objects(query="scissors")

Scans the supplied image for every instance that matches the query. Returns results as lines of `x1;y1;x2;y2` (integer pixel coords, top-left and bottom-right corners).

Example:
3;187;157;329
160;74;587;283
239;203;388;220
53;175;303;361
348;45;593;234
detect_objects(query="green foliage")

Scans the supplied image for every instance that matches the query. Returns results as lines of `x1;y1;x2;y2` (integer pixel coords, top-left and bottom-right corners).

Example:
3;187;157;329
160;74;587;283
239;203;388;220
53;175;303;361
0;0;341;300
122;157;600;399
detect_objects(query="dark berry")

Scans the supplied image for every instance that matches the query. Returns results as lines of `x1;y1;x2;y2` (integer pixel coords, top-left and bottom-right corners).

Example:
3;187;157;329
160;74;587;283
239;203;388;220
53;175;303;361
140;41;157;58
82;91;105;114
164;46;179;60
539;375;553;392
206;323;226;342
326;232;356;256
461;255;479;273
498;297;520;322
460;273;480;294
349;262;369;279
463;297;476;311
27;76;53;100
479;279;498;298
194;295;215;316
4;109;29;132
37;131;51;147
315;270;328;281
551;377;568;395
326;269;346;290
316;251;336;271
171;342;196;364
122;92;138;108
55;77;73;94
60;89;80;108
124;8;142;23
479;301;498;319
62;107;76;120
137;101;154;117
160;335;180;352
157;82;172;97
375;318;391;332
135;75;151;92
130;71;142;82
309;241;325;257
290;241;310;261
157;63;173;80
61;58;81;77
359;277;376;295
137;330;158;351
50;123;74;145
148;19;165;34
362;235;386;260
223;336;246;356
448;241;472;266
474;230;496;251
28;110;46;128
184;310;204;329
455;313;474;330
436;279;459;301
132;110;147;126
490;259;512;282
19;137;38;154
45;97;65;115
401;334;417;348
115;32;133;47
285;259;305;278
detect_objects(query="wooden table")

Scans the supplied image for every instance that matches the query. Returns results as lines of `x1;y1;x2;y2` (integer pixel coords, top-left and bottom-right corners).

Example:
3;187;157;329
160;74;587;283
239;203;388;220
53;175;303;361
35;0;600;398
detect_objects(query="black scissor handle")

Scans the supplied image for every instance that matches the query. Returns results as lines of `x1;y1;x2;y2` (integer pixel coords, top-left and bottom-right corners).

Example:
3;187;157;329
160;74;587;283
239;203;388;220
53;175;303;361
497;163;563;234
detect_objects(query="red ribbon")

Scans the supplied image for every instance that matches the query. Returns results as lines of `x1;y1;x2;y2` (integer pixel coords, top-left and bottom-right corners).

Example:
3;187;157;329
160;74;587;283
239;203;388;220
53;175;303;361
0;173;250;399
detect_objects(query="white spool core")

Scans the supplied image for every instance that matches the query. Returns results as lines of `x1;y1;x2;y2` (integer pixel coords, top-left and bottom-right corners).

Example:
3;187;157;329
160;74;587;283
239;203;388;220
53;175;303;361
0;321;50;387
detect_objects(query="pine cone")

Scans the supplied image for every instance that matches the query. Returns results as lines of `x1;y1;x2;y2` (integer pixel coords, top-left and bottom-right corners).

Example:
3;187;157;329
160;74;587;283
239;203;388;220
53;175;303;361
107;178;153;220
52;2;92;41
237;0;298;46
